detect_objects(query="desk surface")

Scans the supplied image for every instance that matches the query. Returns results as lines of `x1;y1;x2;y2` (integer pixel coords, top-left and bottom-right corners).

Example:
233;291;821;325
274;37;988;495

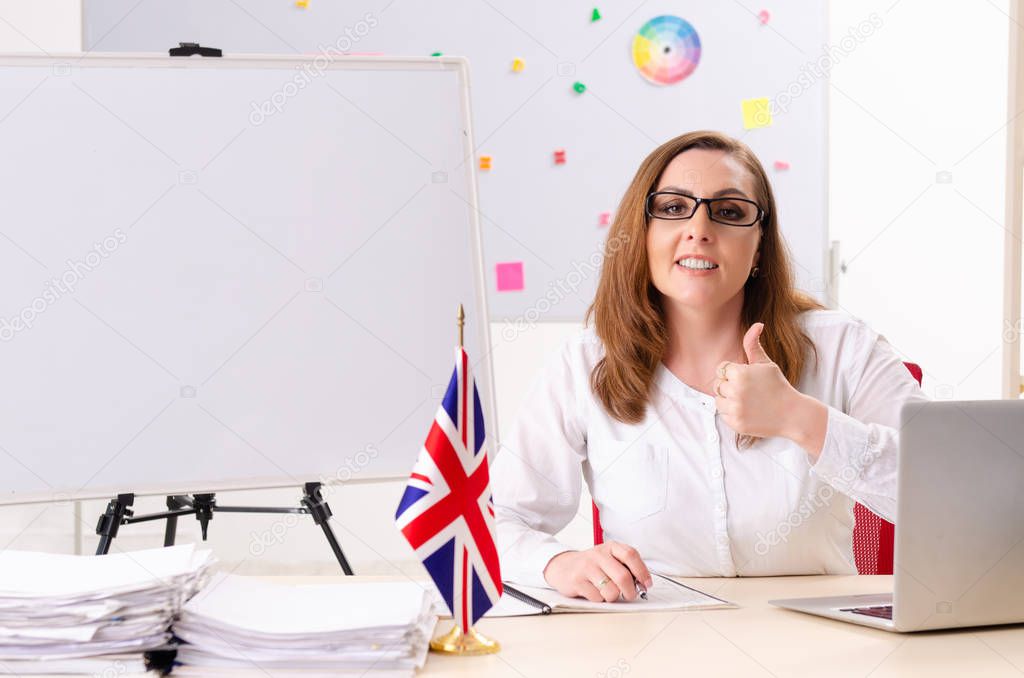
265;574;1024;678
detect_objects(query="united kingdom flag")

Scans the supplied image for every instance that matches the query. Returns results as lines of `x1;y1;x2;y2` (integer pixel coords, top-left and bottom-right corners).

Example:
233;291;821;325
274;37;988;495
395;346;502;630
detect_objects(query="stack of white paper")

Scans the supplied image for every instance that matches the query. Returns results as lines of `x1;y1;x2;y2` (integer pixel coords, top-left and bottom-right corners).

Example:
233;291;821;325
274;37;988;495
172;573;438;678
0;544;214;675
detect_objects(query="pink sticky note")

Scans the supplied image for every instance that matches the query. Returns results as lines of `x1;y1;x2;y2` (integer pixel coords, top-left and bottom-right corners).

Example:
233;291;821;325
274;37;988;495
598;211;612;226
773;160;790;170
495;262;524;291
758;9;771;24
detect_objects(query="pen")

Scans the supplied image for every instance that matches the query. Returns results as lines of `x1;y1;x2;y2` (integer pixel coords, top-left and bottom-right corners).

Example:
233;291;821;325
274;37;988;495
634;576;648;600
503;583;552;614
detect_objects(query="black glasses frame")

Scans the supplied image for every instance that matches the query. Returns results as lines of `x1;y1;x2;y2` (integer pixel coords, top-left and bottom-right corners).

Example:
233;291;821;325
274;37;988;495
645;191;767;227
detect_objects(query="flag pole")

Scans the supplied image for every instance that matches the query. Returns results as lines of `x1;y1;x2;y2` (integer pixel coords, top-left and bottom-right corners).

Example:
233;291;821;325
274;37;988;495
457;303;464;348
427;303;500;656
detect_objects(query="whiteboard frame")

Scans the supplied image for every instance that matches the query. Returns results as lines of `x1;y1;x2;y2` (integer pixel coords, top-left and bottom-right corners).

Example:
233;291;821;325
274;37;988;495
0;52;499;505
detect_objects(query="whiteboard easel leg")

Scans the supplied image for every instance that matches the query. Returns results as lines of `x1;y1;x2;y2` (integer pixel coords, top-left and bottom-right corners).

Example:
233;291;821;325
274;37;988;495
95;493;135;555
301;482;354;575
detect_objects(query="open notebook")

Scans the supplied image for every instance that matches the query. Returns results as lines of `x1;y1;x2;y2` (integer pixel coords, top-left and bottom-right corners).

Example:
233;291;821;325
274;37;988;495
485;574;736;617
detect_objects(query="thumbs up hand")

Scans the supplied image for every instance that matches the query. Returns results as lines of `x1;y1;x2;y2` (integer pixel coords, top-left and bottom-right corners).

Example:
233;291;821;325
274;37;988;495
713;322;821;444
742;322;773;366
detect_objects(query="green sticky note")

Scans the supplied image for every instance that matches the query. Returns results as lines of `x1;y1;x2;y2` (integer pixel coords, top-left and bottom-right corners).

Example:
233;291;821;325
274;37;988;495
591;7;601;21
430;51;443;57
741;97;772;129
573;81;587;94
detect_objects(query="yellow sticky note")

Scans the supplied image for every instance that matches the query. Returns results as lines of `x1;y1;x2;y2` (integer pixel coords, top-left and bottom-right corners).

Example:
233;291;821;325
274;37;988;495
742;98;772;129
512;58;525;72
295;0;309;7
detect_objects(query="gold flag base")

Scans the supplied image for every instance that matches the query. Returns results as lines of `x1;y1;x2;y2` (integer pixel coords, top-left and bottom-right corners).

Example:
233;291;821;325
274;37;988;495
429;623;500;655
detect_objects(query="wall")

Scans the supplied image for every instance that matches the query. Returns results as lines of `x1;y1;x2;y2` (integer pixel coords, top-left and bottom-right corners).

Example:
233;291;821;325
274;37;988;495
0;0;1015;577
829;0;1011;401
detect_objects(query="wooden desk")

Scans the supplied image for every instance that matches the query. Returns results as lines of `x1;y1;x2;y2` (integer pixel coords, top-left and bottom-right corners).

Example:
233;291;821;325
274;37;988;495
274;574;1024;677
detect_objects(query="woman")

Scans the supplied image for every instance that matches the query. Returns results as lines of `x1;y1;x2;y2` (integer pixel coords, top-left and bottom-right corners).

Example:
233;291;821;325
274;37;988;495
491;130;929;603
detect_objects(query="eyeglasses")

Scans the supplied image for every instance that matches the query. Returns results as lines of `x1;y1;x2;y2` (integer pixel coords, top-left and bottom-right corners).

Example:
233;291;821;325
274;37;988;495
645;191;766;227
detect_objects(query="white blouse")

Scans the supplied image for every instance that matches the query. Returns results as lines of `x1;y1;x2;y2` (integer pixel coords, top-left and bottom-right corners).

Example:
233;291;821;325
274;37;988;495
491;309;931;587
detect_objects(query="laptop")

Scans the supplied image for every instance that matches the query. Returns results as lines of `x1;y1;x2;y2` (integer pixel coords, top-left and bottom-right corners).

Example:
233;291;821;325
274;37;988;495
770;399;1024;632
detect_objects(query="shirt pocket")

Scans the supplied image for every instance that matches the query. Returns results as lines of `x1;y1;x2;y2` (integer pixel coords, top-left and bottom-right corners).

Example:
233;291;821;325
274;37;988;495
587;436;669;525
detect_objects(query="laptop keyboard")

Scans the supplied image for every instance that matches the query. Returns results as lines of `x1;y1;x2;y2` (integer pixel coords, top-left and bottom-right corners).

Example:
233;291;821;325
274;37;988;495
839;605;893;620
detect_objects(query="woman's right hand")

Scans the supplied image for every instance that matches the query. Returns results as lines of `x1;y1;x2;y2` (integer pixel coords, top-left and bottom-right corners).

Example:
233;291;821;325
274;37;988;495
542;541;653;602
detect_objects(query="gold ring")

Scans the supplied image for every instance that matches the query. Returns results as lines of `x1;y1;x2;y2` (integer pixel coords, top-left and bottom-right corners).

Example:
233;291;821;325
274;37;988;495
715;381;725;397
717;363;729;380
597;576;611;587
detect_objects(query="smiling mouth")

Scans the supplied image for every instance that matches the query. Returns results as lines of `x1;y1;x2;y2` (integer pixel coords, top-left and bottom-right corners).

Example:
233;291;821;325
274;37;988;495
675;258;719;270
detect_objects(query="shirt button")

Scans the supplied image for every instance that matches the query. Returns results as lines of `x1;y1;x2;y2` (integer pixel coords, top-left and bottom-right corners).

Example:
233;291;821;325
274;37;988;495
707;431;718;442
715;503;726;514
710;467;722;479
717;534;729;545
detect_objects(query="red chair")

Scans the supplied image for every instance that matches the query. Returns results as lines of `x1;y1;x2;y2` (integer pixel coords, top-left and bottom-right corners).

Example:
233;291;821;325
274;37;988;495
592;362;923;575
854;361;921;574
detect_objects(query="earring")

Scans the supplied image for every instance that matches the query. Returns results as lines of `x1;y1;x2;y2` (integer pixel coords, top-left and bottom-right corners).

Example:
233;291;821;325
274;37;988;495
750;266;760;278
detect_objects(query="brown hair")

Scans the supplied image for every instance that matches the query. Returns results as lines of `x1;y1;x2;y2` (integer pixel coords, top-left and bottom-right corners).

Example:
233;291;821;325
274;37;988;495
585;130;824;450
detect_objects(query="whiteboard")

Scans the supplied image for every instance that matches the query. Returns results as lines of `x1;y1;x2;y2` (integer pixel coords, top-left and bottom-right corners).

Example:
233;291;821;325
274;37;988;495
82;0;830;321
0;54;496;504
